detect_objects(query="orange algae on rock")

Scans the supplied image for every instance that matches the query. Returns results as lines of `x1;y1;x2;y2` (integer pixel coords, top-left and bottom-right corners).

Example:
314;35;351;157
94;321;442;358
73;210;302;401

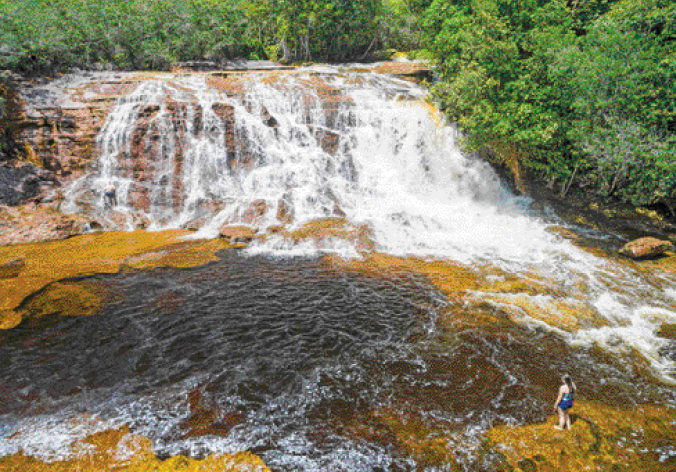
0;426;271;472
483;401;676;471
0;230;229;329
324;253;480;299
366;409;461;470
288;218;375;251
17;279;107;323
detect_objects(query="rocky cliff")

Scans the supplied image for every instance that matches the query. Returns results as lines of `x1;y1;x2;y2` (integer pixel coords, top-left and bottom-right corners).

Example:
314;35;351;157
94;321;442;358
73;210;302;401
0;62;433;244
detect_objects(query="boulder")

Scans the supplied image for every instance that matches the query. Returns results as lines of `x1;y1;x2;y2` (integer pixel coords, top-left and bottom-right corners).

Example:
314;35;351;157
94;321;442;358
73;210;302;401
218;225;256;243
0;258;24;279
619;237;673;259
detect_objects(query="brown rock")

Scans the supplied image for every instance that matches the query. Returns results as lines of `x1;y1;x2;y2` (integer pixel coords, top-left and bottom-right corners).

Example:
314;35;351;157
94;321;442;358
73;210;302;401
0;258;24;279
276;198;294;224
179;387;245;439
241;199;268;224
619;237;673;259
218;225;256;243
657;323;676;340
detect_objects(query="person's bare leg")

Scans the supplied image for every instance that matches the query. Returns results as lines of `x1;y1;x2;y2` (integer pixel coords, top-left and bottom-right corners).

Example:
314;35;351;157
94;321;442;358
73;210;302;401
555;407;565;429
565;411;571;429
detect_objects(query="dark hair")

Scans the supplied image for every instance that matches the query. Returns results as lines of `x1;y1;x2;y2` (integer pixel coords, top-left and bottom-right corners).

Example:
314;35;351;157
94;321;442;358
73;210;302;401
562;374;576;394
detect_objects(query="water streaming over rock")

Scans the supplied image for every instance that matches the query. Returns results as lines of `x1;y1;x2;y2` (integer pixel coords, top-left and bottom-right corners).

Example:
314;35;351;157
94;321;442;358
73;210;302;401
5;67;676;470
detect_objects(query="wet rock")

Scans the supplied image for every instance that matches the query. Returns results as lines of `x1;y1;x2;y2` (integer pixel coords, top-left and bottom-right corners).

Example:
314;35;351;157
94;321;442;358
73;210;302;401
172;61;220;72
483;401;676;472
619;237;673;259
184;216;210;231
0;204;91;245
218;225;256;243
517;458;538;472
606;333;624;347
0;422;272;471
179;387;245;439
0;258;24;279
241;199;268;224
277;197;294;224
0;163;57;206
546;225;581;242
657;323;676;341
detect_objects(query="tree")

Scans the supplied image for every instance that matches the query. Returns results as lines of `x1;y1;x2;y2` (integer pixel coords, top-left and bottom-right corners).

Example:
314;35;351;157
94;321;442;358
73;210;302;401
551;0;676;205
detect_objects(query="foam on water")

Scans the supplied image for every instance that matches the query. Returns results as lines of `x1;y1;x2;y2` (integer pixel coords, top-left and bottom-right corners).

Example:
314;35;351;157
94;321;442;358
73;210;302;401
0;412;121;462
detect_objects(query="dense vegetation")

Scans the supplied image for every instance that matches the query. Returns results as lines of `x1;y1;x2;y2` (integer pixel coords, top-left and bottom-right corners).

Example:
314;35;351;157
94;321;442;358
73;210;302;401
0;0;402;72
425;0;676;210
0;0;674;212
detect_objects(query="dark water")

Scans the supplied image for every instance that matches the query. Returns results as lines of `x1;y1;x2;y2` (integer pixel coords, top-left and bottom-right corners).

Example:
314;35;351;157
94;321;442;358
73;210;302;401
0;252;675;470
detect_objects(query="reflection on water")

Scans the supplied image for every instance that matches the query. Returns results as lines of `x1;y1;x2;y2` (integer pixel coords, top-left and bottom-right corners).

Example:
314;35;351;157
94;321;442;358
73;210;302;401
0;253;675;470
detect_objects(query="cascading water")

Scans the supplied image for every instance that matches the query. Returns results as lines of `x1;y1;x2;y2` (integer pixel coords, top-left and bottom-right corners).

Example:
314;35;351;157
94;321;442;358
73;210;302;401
62;68;676;379
4;67;676;470
64;70;530;255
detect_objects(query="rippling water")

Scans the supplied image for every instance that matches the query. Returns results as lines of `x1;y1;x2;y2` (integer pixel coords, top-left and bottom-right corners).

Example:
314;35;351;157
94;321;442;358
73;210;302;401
1;253;675;470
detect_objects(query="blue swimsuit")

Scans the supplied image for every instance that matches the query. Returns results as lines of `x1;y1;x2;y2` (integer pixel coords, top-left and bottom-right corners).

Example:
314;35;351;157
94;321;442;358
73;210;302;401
559;392;574;410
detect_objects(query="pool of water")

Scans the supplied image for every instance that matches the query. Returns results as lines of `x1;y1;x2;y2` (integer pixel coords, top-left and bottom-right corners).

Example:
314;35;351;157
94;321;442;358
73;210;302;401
0;252;675;470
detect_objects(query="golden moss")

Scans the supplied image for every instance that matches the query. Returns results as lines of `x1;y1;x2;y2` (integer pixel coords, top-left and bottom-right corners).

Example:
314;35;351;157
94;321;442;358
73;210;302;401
285;218;375;252
324;253;480;300
0;231;230;329
18;279;107;322
367;409;461;470
0;426;271;472
474;292;606;332
484;401;676;471
125;238;229;270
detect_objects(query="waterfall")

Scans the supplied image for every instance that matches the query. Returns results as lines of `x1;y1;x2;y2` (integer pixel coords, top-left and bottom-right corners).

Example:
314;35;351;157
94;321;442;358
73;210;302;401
64;71;534;256
62;68;676;381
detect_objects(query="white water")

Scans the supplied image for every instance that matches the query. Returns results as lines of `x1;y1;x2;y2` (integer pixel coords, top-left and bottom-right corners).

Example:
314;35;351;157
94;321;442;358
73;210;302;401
61;68;676;381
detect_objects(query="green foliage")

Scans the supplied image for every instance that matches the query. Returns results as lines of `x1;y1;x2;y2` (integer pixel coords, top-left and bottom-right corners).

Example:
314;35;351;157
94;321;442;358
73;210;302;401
0;0;253;73
244;0;383;62
0;0;395;70
424;0;676;208
551;0;676;205
425;0;578;182
380;0;434;51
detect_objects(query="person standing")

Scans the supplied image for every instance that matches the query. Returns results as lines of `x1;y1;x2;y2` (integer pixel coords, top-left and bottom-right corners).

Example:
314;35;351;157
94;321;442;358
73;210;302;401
554;374;576;430
104;181;117;208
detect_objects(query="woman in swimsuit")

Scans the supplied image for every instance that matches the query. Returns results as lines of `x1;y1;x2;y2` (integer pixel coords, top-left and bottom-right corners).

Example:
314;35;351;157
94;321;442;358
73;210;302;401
554;374;576;430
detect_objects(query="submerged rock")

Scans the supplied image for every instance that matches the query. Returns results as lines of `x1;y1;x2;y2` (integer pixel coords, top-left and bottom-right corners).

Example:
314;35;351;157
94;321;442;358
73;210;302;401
0;230;230;329
619;237;673;259
0;257;24;279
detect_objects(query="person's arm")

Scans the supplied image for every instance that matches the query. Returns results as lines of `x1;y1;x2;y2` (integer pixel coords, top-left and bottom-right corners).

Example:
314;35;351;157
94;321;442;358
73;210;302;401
554;385;564;409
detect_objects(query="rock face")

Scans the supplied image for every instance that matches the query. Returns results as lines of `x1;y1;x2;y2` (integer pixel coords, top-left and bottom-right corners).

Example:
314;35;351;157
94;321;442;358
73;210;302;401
0;204;94;246
16;72;139;179
0;62;436;241
619;237;672;259
0;162;57;206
